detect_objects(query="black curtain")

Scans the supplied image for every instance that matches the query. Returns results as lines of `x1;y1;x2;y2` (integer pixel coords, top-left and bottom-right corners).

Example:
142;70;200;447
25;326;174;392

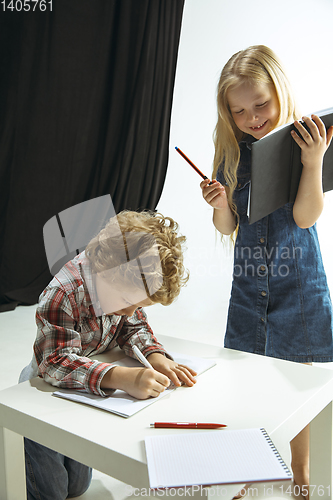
0;0;184;312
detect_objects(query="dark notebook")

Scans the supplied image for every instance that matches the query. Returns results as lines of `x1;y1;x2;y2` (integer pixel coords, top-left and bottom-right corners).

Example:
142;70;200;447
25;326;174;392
249;107;333;224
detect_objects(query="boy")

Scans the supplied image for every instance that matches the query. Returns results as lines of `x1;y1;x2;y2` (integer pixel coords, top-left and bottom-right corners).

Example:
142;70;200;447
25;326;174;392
20;210;196;500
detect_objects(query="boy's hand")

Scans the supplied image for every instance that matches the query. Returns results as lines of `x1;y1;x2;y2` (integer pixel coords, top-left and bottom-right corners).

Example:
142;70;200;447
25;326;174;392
291;115;333;170
200;179;229;210
101;366;170;400
147;353;197;388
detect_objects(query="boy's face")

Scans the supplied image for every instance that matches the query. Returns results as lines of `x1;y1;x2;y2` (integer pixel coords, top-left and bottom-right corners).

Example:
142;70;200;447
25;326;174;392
95;274;153;317
227;81;280;139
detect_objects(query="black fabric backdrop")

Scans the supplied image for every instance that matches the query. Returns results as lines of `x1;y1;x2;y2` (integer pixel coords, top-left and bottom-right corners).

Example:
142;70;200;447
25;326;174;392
0;0;184;312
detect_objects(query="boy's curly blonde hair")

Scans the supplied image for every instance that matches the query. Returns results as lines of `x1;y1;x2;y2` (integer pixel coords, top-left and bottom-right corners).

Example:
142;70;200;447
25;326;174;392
86;210;189;306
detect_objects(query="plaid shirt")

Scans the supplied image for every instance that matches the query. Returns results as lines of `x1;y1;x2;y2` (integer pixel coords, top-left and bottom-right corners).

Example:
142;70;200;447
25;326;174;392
34;252;168;396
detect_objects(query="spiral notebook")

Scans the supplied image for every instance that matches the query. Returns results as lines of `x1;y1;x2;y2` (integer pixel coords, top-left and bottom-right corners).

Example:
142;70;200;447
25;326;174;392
145;428;292;489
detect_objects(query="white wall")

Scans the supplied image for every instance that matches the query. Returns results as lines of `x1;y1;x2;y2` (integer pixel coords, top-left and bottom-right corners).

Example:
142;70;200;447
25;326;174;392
147;0;333;345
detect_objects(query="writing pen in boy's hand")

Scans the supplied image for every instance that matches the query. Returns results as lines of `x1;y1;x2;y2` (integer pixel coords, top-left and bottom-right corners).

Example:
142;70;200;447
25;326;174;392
132;345;154;369
150;422;227;429
133;346;179;389
175;147;213;184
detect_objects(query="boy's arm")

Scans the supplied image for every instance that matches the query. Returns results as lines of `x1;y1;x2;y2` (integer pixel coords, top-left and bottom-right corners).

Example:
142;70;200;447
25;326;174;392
99;309;174;398
100;364;170;399
36;288;171;400
116;307;171;359
34;286;114;396
116;309;197;387
292;115;333;228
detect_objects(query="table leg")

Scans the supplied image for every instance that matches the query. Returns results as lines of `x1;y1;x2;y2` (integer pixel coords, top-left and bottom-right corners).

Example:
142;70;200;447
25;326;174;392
0;427;26;500
309;401;332;500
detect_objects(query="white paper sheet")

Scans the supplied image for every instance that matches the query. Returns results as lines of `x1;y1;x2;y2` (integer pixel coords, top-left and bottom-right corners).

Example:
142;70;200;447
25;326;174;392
53;352;215;418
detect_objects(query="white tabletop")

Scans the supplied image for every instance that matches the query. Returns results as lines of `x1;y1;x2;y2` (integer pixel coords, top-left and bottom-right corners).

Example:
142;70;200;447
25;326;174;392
1;335;333;498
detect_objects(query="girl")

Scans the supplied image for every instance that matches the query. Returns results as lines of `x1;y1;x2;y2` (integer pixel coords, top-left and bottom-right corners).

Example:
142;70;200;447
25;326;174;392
201;45;333;499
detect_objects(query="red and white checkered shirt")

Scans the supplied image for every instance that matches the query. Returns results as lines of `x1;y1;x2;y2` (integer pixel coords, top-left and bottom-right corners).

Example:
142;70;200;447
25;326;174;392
34;252;168;396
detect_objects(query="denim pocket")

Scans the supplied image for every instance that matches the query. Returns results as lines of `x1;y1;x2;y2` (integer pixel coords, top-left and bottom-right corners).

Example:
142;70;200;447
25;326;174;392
234;179;250;217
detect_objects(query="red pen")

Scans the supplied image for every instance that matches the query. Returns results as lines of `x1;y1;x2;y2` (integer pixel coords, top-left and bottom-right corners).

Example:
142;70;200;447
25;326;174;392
175;147;209;181
175;147;213;185
150;422;227;429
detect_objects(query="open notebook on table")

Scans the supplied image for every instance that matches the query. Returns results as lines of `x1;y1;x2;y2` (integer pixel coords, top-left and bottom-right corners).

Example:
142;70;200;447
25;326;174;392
53;352;215;418
145;427;292;489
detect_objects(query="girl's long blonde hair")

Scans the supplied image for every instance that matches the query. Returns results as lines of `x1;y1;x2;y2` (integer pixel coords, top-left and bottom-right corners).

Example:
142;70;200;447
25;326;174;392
213;45;300;226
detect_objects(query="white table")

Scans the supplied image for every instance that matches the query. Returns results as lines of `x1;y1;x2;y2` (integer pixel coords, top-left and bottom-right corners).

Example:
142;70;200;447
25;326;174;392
1;335;333;500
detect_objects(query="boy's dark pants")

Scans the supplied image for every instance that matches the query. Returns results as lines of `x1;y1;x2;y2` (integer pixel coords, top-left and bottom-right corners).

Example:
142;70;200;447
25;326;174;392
24;437;92;499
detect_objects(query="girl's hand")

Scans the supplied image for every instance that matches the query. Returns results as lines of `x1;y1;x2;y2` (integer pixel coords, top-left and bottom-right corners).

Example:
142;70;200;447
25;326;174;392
147;353;197;388
291;115;333;170
201;178;236;234
102;365;170;400
200;178;229;210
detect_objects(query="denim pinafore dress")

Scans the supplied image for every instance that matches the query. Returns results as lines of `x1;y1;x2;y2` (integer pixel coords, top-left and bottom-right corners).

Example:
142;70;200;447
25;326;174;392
216;137;333;362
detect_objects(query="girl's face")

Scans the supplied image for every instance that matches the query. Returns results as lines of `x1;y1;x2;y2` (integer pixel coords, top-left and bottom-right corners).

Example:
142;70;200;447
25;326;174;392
227;81;280;139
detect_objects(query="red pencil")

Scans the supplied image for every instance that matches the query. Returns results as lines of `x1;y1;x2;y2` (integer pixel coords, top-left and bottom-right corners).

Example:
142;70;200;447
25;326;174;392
150;422;227;429
175;147;208;180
